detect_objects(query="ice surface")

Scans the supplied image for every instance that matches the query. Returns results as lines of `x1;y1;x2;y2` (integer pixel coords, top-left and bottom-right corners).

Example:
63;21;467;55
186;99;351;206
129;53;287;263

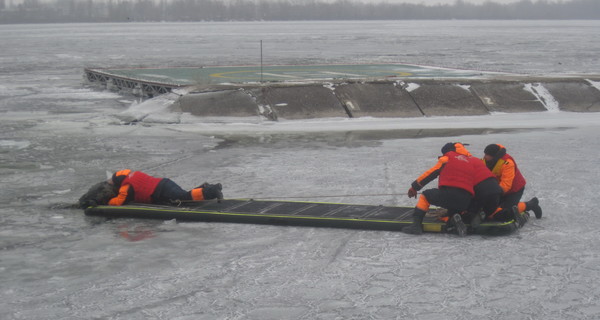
0;140;31;149
1;21;600;320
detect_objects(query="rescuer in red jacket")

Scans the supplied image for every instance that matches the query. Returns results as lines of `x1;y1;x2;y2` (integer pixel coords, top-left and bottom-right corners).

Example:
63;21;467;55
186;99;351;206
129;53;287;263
483;144;542;222
107;169;223;206
404;143;502;236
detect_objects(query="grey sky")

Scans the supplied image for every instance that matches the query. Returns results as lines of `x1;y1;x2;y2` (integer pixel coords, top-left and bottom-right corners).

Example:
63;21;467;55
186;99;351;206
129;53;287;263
361;0;521;4
7;0;527;4
4;0;558;9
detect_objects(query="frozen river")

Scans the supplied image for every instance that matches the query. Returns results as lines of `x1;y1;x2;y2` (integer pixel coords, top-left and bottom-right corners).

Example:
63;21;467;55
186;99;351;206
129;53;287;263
2;21;600;319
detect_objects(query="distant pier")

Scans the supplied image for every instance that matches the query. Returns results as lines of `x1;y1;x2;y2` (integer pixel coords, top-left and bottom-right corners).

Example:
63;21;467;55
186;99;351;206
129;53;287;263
84;68;184;97
84;63;492;97
84;64;600;119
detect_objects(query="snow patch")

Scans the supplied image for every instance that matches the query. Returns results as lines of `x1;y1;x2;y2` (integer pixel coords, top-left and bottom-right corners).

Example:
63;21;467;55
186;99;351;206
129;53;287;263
257;104;276;120
586;79;600;92
115;93;181;123
0;140;30;149
171;87;196;96
404;83;420;92
54;53;82;60
137;73;191;84
456;84;471;92
323;82;335;91
138;73;173;79
524;83;560;112
0;84;33;96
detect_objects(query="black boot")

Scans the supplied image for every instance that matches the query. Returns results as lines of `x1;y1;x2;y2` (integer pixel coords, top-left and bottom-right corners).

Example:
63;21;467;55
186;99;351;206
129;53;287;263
451;213;467;237
202;183;223;200
195;182;209;189
525;197;542;219
511;205;526;228
469;211;482;229
403;209;426;235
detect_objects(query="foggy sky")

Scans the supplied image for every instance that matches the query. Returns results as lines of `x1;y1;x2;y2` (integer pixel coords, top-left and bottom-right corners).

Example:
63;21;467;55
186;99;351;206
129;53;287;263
4;0;590;22
6;0;526;5
362;0;521;4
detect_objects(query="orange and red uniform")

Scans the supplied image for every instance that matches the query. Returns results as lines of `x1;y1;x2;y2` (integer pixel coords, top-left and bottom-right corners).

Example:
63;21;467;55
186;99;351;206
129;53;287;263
486;146;526;195
410;143;499;216
109;170;164;206
483;144;531;219
412;152;475;196
403;142;498;235
484;144;542;220
411;143;479;194
108;169;206;206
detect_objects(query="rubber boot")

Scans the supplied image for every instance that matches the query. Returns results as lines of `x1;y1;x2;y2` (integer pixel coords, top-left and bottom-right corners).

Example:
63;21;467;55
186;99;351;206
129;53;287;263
195;182;209;189
526;197;542;219
202;183;223;200
403;209;426;235
451;214;467;237
511;205;526;228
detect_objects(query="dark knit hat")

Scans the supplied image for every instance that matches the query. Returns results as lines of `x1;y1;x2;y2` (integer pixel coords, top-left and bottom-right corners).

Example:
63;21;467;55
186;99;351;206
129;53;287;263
484;144;501;156
78;181;118;208
441;142;456;155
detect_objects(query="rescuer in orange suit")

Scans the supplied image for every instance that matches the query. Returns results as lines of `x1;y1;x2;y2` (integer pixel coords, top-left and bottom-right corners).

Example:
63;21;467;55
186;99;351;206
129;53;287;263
483;144;542;223
107;169;223;206
403;142;504;236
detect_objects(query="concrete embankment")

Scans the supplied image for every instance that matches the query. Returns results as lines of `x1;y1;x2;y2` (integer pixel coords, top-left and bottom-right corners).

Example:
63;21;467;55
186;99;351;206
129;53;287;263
171;76;600;120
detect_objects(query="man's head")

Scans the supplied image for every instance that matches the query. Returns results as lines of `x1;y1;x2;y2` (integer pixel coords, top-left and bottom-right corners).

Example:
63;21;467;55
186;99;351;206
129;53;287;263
483;144;504;161
441;142;472;156
78;181;118;208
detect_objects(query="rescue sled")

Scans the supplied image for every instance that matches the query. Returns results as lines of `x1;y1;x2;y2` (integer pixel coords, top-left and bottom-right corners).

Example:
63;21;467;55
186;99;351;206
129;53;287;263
84;199;526;235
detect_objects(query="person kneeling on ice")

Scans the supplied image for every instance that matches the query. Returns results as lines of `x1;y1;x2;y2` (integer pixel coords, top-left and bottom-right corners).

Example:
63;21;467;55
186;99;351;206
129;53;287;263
404;143;502;236
482;144;542;226
106;169;223;206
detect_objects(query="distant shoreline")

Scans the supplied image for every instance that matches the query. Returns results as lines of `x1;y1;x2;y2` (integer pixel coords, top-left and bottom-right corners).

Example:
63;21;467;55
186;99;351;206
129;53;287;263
1;0;598;24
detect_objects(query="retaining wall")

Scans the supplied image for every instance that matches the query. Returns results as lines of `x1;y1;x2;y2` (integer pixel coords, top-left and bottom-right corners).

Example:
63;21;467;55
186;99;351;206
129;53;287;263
541;80;600;112
407;81;489;116
334;82;422;118
470;82;547;113
174;76;600;120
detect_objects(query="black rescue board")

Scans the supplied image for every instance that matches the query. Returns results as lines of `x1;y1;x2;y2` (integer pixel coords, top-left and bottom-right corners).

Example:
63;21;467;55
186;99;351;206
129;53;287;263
84;199;522;235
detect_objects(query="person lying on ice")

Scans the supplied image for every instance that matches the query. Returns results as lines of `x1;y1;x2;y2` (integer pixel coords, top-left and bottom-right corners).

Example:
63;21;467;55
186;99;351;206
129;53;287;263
404;142;505;236
106;169;223;206
482;144;542;224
